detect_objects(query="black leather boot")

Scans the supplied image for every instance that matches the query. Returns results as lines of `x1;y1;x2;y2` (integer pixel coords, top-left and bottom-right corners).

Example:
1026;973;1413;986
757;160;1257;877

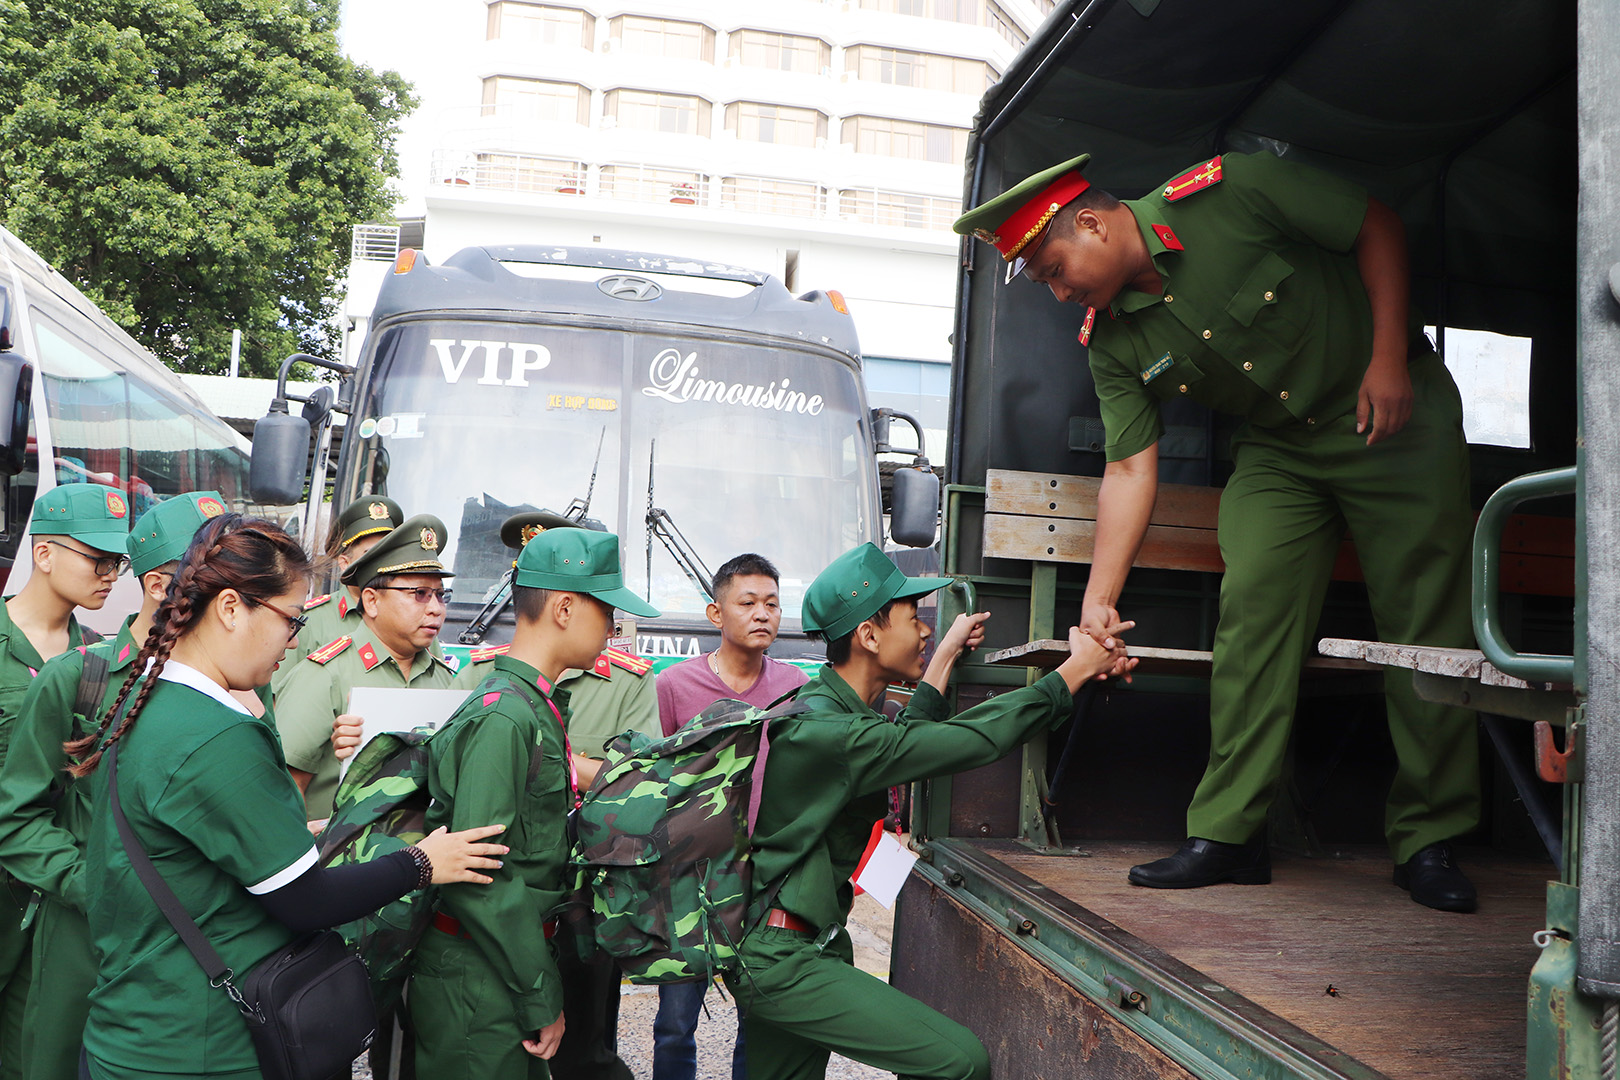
1393;842;1477;913
1128;836;1271;888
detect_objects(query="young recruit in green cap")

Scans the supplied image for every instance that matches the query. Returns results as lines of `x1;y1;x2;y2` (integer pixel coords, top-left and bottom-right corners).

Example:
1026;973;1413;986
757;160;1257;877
30;484;133;554
801;542;943;643
127;492;227;577
514;529;661;618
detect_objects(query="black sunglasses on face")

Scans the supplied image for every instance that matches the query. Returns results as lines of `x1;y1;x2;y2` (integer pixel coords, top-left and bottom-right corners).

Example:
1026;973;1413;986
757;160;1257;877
46;540;130;578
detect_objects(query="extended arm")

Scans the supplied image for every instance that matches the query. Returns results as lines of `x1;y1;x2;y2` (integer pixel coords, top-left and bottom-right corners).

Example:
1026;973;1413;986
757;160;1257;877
1080;443;1158;675
1353;197;1415;446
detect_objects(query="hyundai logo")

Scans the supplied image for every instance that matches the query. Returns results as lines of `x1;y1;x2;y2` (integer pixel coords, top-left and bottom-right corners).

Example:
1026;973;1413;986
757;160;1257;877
598;275;662;301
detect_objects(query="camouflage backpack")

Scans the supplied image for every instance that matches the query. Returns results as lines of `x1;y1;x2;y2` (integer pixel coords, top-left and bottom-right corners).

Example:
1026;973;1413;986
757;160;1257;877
568;693;806;984
316;675;546;1010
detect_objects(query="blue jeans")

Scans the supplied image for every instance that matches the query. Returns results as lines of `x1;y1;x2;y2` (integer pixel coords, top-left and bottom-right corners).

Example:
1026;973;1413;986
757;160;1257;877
652;980;746;1080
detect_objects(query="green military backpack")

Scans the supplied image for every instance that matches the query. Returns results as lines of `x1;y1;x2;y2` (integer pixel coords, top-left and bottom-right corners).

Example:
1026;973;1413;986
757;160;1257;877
567;692;806;984
316;675;547;1011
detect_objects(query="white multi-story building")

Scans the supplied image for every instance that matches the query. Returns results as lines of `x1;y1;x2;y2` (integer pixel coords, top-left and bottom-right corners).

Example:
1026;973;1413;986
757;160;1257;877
339;0;1051;454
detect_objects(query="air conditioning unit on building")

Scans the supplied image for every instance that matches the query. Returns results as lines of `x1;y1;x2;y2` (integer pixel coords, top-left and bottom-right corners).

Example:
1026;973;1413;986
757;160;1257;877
602;39;619;53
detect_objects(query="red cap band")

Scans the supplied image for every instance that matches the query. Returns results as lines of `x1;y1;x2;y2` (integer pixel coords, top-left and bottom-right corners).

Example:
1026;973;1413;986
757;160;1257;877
989;172;1091;262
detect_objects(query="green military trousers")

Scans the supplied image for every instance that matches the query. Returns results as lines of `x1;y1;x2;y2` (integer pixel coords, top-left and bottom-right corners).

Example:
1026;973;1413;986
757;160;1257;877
725;925;989;1080
1186;352;1481;864
0;877;33;1080
409;928;551;1080
22;897;92;1080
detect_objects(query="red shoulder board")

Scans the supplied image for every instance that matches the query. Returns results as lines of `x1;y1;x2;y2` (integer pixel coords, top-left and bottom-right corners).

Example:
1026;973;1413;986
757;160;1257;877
469;642;511;663
306;635;352;665
1161;156;1222;202
303;593;333;611
358;642;382;671
595;646;652;678
1077;306;1097;347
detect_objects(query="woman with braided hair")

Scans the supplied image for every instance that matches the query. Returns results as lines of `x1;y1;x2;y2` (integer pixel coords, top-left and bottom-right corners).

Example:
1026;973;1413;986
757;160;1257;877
67;514;510;1080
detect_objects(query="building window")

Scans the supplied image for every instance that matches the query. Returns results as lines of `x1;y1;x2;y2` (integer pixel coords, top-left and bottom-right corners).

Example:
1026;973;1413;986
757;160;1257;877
605;89;711;136
610;15;715;62
839;189;959;230
725;102;827;148
847;45;994;93
470;154;586;194
721;177;822;217
480;77;590;125
858;0;978;23
986;2;1028;47
486;3;594;49
841;116;968;163
729;30;830;74
600;164;706;205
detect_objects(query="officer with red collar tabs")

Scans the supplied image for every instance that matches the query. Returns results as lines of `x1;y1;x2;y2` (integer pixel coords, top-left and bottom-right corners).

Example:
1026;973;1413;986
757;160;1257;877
954;152;1481;912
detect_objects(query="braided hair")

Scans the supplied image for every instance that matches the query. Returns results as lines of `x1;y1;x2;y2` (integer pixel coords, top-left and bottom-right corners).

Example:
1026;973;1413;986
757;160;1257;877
66;513;311;776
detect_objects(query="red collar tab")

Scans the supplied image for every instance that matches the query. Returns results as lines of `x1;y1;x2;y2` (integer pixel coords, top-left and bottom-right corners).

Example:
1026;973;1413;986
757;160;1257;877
1161;157;1223;202
1152;223;1184;251
358;641;382;671
989;172;1091;263
337;595;349;618
1078;306;1097;346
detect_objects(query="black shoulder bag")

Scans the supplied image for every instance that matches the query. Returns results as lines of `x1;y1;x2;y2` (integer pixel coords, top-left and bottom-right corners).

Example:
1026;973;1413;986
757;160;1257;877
107;737;376;1080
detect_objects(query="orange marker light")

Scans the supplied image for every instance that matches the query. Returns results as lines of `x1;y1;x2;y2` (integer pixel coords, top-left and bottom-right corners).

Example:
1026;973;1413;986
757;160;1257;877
393;248;418;275
827;290;849;314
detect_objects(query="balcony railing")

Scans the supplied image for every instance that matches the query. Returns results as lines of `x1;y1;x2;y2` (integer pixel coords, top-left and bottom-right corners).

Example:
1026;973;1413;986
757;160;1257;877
351;223;402;262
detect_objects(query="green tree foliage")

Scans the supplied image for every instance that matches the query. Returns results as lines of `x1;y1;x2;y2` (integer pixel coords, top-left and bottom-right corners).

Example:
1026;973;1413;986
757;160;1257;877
0;0;415;375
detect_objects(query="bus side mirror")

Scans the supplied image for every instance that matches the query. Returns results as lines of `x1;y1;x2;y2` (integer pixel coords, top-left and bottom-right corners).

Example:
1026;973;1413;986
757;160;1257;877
251;399;312;505
0;352;34;479
890;465;939;548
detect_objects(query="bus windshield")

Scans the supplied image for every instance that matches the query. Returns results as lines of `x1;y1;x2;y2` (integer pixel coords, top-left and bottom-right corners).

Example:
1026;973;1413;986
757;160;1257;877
344;318;880;625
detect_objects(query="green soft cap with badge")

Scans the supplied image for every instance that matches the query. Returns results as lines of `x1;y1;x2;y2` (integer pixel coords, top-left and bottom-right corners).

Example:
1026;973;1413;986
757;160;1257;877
127;491;227;576
30;484;133;553
513;529;660;618
953;153;1092;277
335;496;405;549
342;514;454;587
802;542;944;642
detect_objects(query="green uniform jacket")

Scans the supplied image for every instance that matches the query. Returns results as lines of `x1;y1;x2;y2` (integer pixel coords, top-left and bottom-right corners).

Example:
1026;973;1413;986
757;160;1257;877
424;656;573;1032
750;666;1073;930
454;647;659;760
0;617;138;910
0;599;93;770
274;621;458;820
1089;151;1431;462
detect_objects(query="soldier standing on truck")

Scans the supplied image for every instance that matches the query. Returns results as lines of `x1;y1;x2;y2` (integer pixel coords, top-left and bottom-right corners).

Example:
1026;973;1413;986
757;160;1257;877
954;151;1481;912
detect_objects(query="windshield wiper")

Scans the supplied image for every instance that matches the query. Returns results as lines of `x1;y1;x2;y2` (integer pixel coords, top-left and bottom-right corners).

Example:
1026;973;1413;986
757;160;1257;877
645;438;715;605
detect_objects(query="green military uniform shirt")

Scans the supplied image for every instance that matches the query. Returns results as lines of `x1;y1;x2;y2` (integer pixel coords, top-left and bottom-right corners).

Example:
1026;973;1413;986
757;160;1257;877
455;645;659;759
423;656;573;1031
749;665;1073;931
83;665;317;1077
1089;151;1430;462
0;598;93;768
274;621;458;820
0;616;138;910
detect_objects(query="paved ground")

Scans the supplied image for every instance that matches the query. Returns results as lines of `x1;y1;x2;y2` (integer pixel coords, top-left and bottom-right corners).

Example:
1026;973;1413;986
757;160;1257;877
356;894;897;1079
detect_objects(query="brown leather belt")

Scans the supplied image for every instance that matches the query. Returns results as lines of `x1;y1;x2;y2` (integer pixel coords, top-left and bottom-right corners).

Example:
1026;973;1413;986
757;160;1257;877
765;908;814;934
434;911;556;939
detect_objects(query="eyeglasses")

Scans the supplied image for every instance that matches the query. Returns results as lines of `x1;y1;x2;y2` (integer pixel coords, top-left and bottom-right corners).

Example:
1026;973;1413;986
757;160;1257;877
249;597;309;641
374;586;452;605
46;540;130;578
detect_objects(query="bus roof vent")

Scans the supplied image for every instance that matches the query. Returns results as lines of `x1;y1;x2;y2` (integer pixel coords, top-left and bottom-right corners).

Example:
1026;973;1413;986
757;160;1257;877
597;274;663;302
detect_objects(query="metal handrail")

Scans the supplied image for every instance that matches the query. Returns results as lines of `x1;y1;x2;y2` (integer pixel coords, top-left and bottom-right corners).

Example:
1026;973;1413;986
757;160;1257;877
1472;466;1576;683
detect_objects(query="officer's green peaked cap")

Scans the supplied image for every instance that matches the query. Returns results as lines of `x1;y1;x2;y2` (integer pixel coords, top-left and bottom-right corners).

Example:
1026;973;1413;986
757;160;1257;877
342;514;454;587
953;153;1092;270
335;496;404;549
514;529;661;618
500;510;592;550
802;542;943;642
128;491;227;576
30;484;132;552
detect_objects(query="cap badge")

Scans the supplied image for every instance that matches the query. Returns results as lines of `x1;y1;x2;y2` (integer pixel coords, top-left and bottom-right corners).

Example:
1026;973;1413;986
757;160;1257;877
421;527;439;551
971;228;1002;246
197;496;224;518
520;524;544;546
368;502;390;520
106;492;127;518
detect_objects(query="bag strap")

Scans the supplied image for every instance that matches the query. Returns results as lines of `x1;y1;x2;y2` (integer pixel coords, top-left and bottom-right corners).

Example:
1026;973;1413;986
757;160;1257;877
73;649;111;734
486;675;573;799
107;733;257;1019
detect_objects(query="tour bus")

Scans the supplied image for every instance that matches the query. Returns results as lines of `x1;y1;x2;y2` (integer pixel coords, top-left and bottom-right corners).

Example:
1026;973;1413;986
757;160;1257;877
0;225;277;633
897;2;1600;1078
248;245;938;665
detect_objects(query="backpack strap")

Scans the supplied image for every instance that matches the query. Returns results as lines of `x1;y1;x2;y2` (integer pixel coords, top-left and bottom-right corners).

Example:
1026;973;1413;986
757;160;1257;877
482;675;562;789
74;649;112;731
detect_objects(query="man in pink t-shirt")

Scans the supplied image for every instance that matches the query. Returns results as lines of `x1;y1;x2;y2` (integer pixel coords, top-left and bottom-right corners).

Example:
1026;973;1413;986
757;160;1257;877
652;554;807;1080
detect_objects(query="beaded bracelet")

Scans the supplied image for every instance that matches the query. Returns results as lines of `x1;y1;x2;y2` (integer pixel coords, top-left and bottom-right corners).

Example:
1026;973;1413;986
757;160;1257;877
404;845;433;890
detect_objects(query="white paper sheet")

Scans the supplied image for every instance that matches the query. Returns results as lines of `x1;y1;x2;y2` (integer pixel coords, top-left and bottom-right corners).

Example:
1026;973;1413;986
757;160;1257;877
851;830;919;910
340;687;470;775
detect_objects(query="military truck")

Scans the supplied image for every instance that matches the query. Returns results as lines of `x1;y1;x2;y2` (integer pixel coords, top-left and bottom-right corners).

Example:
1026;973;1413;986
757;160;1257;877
898;1;1603;1076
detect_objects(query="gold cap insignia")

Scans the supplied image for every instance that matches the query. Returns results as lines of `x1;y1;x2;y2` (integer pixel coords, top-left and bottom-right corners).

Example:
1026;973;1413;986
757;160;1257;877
368;502;390;520
971;228;1002;245
520;523;545;546
421;527;438;551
